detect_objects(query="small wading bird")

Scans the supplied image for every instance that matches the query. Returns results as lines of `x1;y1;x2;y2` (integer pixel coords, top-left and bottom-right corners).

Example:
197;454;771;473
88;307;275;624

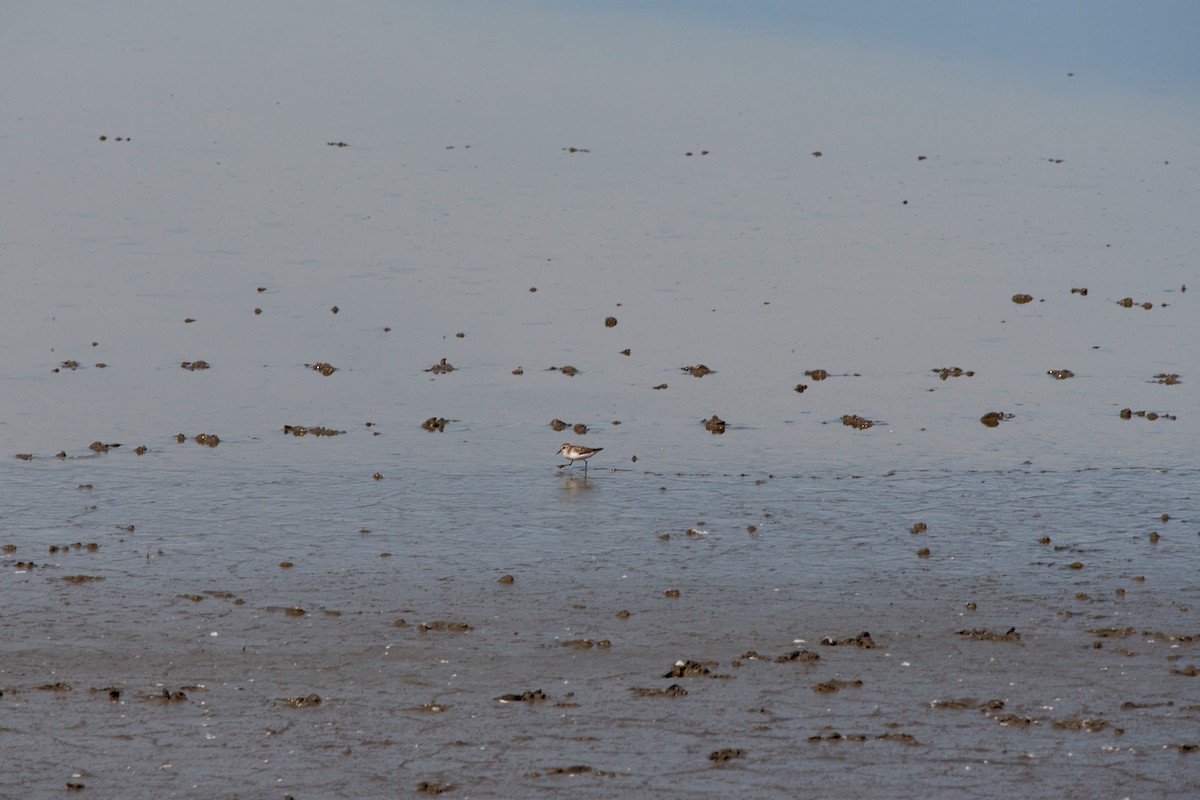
557;443;602;473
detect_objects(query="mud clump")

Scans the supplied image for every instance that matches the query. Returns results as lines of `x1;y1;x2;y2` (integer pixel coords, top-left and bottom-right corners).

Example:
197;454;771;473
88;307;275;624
876;733;922;745
604;316;618;327
544;765;596;776
283;425;344;437
841;414;873;430
425;358;454;374
563;639;611;649
931;697;1005;711
820;631;876;648
663;660;713;678
703;415;727;434
933;366;975;379
1052;718;1110;732
497;689;548;703
1119;408;1177;421
1088;627;1136;640
1116;297;1159;309
418;620;472;633
813;679;863;692
1012;294;1034;304
774;649;821;663
808;731;868;742
958;627;1021;641
631;684;687;697
980;411;1014;428
682;364;714;377
416;782;456;795
993;713;1034;727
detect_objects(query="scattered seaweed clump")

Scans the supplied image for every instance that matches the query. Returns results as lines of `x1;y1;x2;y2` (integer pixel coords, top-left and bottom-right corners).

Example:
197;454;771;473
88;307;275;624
1119;408;1176;421
283;425;344;437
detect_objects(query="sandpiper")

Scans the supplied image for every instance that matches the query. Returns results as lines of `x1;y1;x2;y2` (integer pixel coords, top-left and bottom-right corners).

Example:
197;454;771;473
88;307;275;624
557;443;602;473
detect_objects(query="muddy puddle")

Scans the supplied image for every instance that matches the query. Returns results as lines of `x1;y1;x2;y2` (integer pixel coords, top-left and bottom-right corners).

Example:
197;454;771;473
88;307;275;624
2;1;1199;798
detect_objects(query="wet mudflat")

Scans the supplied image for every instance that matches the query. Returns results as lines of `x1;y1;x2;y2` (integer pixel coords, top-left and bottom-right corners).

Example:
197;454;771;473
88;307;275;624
3;1;1200;798
3;459;1198;799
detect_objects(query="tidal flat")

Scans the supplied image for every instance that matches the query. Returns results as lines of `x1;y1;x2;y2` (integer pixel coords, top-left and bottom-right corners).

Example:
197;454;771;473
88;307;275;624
2;2;1198;798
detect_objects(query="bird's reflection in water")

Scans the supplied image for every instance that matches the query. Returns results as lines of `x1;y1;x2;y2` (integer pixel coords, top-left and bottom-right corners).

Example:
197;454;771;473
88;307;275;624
559;474;594;493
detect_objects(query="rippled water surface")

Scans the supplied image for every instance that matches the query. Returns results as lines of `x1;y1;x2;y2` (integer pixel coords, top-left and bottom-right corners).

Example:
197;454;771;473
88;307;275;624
3;2;1199;798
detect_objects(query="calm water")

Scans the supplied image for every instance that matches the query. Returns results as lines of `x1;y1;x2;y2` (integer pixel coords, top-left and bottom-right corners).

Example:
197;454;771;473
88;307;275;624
2;2;1199;798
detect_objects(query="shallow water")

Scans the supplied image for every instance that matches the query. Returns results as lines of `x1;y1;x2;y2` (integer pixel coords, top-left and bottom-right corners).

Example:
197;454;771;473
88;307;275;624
3;2;1199;798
